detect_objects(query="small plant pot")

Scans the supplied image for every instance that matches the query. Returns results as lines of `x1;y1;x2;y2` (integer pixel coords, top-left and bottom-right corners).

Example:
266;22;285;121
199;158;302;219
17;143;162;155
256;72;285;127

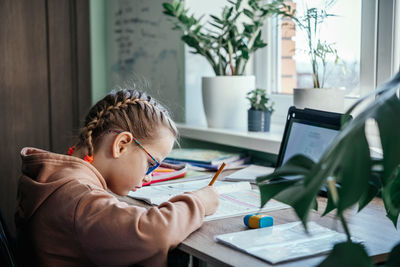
248;109;271;132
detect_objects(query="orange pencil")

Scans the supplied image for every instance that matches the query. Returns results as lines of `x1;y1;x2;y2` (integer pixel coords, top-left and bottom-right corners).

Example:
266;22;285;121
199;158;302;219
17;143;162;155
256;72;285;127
155;169;174;173
208;162;226;186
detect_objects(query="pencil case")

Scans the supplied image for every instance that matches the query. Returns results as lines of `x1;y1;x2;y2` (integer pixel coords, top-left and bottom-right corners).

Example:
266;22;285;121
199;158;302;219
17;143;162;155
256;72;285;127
243;214;273;229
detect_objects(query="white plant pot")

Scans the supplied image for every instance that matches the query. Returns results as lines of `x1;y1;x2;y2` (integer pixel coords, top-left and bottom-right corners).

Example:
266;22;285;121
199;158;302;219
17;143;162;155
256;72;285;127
202;76;255;130
293;88;345;113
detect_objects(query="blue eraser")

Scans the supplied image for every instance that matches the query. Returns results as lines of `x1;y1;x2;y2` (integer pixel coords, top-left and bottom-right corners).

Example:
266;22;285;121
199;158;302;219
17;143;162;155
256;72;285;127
243;213;258;226
243;214;273;228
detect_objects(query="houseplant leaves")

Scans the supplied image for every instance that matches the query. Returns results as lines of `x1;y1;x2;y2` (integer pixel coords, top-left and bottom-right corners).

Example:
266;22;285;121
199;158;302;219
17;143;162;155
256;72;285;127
257;71;400;265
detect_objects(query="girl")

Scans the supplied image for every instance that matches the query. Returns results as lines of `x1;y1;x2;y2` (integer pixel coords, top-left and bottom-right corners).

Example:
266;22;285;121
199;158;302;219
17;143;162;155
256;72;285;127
15;89;219;266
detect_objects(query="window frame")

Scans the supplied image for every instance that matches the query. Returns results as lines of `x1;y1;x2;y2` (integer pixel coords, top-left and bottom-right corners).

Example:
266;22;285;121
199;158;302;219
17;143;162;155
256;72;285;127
254;0;398;111
183;0;399;130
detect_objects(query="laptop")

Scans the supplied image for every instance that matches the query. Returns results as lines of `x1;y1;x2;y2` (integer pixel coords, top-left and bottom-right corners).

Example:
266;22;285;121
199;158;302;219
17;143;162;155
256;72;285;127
225;106;346;183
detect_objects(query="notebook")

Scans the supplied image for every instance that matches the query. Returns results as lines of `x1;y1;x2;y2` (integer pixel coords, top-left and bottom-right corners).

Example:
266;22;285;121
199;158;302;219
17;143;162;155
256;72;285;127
166;148;243;165
215;221;361;264
128;179;290;221
225;106;346;183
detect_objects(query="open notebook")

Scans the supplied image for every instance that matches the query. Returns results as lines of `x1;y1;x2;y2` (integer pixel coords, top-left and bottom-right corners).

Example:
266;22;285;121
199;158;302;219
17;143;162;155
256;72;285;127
128;179;290;221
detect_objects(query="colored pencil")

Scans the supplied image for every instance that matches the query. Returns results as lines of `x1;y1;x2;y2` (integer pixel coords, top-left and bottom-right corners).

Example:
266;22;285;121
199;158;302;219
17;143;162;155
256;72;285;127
208;162;226;186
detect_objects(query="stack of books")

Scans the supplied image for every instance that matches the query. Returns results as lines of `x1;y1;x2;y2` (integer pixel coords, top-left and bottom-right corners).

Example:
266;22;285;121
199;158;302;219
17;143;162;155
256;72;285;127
143;162;187;186
163;148;249;171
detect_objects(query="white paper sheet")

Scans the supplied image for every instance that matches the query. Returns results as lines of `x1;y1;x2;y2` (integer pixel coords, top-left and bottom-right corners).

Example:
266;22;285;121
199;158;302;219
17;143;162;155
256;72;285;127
215;221;361;264
128;179;290;221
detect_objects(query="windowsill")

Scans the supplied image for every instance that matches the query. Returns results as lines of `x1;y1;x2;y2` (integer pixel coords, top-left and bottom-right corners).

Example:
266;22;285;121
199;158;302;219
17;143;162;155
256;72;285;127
176;123;284;154
178;95;362;155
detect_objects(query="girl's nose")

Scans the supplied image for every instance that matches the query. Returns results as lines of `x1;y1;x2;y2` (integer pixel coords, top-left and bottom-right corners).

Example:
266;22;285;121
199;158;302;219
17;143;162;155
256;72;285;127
143;174;152;183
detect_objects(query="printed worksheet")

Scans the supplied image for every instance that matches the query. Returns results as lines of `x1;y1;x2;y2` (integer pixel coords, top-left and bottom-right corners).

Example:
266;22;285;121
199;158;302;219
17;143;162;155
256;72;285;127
128;179;290;221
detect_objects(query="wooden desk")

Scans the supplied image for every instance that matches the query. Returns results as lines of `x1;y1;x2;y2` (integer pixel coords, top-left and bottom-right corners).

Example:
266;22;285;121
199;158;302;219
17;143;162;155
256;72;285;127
121;173;400;266
178;197;400;266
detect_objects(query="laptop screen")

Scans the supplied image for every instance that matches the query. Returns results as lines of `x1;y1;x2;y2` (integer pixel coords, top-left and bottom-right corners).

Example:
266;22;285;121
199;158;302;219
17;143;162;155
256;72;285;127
276;107;345;168
281;119;340;165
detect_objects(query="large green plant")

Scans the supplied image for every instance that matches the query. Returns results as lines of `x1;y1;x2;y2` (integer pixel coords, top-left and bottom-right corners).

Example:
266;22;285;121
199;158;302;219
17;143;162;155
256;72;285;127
162;0;294;76
256;71;400;266
292;0;341;88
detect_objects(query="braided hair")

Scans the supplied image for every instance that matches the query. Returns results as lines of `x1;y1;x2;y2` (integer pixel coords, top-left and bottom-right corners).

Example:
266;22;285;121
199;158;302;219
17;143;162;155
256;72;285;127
74;89;177;160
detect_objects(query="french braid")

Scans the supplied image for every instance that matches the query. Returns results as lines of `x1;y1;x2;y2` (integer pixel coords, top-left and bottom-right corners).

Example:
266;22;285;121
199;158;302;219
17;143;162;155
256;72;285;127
75;89;177;160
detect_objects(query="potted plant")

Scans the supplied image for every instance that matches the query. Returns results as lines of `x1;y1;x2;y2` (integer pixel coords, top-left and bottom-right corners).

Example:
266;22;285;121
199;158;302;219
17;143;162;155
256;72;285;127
256;71;400;266
246;88;274;132
162;0;293;130
291;1;345;113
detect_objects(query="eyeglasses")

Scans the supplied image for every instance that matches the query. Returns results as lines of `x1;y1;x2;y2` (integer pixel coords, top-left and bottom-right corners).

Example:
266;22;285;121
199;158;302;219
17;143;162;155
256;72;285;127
107;130;160;175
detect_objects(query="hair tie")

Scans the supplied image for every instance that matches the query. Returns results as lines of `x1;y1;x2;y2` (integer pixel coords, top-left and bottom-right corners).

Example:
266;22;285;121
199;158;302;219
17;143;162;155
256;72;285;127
83;154;94;163
68;146;93;164
68;146;76;155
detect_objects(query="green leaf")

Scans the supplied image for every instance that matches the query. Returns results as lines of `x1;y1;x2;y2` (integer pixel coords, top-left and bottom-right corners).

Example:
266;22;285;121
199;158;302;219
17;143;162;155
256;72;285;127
243;23;254;34
226;7;233;20
336;129;371;213
256;154;315;184
210;15;223;24
257;154;319;227
181;35;199;47
318;242;374;267
258;179;300;207
193;25;202;34
162;10;175;17
176;2;184;17
275;183;319;211
162;3;174;13
389;166;400;208
172;0;180;9
240;48;249;60
386;242;400;267
162;3;175;16
243;9;254;19
358;172;381;211
375;95;400;185
382;176;400;227
178;14;190;25
235;0;242;11
382;169;400;227
208;22;223;30
358;182;379;212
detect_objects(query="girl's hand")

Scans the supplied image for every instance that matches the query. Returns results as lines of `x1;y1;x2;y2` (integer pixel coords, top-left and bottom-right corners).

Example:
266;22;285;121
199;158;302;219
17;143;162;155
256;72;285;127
192;186;219;216
143;174;152;183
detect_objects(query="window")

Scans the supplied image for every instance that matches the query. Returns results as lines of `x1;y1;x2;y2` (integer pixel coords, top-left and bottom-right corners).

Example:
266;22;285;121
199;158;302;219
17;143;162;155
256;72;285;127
185;0;399;127
278;0;362;96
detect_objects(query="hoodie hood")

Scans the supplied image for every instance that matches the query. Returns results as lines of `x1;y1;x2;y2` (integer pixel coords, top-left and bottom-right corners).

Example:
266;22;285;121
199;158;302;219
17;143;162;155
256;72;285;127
16;147;107;223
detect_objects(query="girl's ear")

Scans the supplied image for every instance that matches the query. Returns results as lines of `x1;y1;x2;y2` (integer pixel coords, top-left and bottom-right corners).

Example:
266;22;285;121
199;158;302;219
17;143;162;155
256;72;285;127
112;132;133;158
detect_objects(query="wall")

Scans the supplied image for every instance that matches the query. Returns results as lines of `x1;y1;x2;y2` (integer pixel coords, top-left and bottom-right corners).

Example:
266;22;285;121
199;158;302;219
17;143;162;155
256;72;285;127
90;0;108;103
105;0;185;122
88;1;278;164
0;0;91;233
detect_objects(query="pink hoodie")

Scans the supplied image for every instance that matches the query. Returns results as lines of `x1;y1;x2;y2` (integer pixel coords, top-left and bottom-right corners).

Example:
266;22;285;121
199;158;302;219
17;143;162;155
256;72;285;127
15;147;206;267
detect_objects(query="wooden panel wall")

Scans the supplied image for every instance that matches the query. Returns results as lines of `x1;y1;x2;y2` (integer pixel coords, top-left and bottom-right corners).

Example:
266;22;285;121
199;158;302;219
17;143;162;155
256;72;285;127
0;0;91;234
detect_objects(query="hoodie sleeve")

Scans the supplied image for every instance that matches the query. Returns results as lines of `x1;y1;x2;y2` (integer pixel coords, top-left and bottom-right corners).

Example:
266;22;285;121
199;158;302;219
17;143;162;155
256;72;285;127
73;188;205;267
